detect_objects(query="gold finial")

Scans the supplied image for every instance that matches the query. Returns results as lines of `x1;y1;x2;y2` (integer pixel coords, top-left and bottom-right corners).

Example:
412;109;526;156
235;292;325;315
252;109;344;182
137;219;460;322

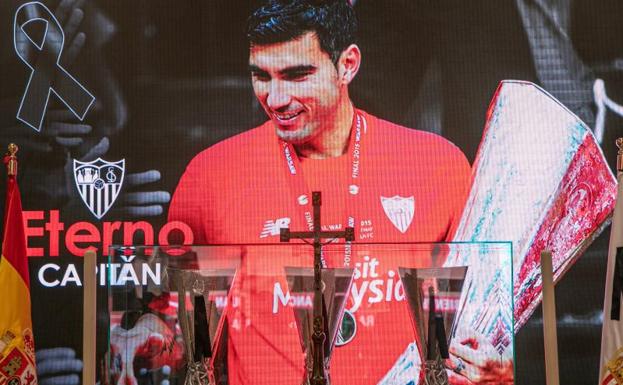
6;143;18;176
8;143;18;156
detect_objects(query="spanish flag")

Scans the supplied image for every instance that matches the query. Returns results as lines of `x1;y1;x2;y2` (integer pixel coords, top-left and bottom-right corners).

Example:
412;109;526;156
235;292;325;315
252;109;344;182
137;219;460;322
0;144;37;385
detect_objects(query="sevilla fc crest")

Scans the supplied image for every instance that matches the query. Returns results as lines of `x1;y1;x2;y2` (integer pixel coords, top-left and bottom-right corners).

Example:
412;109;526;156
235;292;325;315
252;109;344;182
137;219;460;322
380;195;414;233
73;158;125;219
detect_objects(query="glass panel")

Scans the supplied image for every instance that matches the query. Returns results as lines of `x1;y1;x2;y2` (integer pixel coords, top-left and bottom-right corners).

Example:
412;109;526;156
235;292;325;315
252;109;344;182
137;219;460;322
104;243;513;385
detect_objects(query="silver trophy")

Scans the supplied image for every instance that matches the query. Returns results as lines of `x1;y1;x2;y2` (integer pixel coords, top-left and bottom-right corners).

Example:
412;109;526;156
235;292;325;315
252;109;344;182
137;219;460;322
399;266;468;385
168;268;237;385
284;267;354;385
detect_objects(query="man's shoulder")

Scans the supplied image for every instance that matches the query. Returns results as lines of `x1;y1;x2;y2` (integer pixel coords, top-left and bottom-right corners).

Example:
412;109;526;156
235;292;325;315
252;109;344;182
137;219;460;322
184;121;275;171
366;112;468;164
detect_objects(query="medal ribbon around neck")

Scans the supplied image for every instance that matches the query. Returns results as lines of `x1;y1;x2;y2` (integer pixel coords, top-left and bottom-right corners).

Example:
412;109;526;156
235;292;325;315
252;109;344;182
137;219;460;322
279;110;367;268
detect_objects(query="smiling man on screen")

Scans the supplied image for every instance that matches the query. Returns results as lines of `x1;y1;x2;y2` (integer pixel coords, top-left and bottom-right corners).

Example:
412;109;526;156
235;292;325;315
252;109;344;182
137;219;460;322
169;0;474;383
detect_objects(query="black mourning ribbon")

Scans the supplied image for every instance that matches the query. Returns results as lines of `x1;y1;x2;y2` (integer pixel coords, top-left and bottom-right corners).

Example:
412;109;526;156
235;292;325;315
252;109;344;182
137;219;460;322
194;295;212;361
14;2;95;131
611;247;623;321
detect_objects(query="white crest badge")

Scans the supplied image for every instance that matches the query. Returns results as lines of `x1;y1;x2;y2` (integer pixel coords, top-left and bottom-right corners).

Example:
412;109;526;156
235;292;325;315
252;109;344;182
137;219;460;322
73;158;125;219
380;195;415;233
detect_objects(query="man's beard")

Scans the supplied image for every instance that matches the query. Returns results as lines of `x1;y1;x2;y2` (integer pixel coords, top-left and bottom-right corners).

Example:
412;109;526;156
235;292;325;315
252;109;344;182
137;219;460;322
274;123;316;144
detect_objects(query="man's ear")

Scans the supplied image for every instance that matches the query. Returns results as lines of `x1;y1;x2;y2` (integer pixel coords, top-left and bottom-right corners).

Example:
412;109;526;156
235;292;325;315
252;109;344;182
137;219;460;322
338;44;361;85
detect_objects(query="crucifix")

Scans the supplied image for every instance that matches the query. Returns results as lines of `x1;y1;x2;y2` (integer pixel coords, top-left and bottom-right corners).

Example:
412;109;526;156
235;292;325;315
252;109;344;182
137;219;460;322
280;191;355;385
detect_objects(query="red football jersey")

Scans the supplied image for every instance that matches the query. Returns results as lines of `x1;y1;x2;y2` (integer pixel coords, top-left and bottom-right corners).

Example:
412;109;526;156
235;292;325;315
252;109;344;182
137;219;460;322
168;109;471;384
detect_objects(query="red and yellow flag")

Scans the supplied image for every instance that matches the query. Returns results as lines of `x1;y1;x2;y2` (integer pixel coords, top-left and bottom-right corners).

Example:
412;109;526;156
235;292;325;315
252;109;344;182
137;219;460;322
0;144;37;385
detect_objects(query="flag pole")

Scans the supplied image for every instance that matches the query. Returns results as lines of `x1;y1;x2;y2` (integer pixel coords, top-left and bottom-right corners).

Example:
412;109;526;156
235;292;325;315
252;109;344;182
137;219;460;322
1;143;39;383
6;143;17;176
83;249;97;385
598;139;623;385
541;250;560;385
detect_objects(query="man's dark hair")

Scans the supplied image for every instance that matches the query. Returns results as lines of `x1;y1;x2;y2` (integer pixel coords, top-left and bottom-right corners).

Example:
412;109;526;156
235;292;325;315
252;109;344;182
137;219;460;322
247;0;357;64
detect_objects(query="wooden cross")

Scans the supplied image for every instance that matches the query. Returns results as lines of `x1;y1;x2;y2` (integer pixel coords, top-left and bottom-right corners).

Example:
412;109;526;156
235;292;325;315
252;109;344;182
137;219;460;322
280;191;354;385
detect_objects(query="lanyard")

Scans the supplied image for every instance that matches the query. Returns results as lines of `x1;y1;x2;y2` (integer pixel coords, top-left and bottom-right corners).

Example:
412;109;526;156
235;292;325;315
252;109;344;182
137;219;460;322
279;110;367;267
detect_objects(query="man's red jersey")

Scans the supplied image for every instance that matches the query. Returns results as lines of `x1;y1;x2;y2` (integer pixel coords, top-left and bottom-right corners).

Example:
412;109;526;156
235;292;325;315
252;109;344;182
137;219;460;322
168;109;471;384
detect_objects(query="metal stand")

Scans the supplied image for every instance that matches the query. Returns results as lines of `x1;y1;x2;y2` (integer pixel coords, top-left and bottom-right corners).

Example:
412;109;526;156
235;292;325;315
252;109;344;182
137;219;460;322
280;191;354;385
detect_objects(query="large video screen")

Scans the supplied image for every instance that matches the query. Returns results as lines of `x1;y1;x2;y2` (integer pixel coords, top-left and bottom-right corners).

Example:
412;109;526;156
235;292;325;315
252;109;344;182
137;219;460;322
1;1;623;384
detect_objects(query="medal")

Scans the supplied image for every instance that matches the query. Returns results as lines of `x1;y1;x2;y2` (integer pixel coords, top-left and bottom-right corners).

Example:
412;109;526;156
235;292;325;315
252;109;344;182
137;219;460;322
279;109;368;267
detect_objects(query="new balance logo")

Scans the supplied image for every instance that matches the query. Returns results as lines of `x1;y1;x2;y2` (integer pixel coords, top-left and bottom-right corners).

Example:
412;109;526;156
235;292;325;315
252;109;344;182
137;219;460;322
260;217;291;238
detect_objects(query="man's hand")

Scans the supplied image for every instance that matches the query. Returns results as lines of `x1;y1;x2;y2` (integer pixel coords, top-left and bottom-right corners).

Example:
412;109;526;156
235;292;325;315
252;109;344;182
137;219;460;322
112;171;171;218
448;337;514;384
36;347;82;385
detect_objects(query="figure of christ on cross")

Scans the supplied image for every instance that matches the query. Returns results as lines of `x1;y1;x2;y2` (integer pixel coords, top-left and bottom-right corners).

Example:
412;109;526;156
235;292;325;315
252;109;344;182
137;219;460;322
280;191;355;385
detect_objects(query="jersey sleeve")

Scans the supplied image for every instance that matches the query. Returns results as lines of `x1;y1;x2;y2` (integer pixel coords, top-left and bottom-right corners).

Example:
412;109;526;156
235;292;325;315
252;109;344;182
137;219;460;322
168;155;212;245
444;147;472;241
